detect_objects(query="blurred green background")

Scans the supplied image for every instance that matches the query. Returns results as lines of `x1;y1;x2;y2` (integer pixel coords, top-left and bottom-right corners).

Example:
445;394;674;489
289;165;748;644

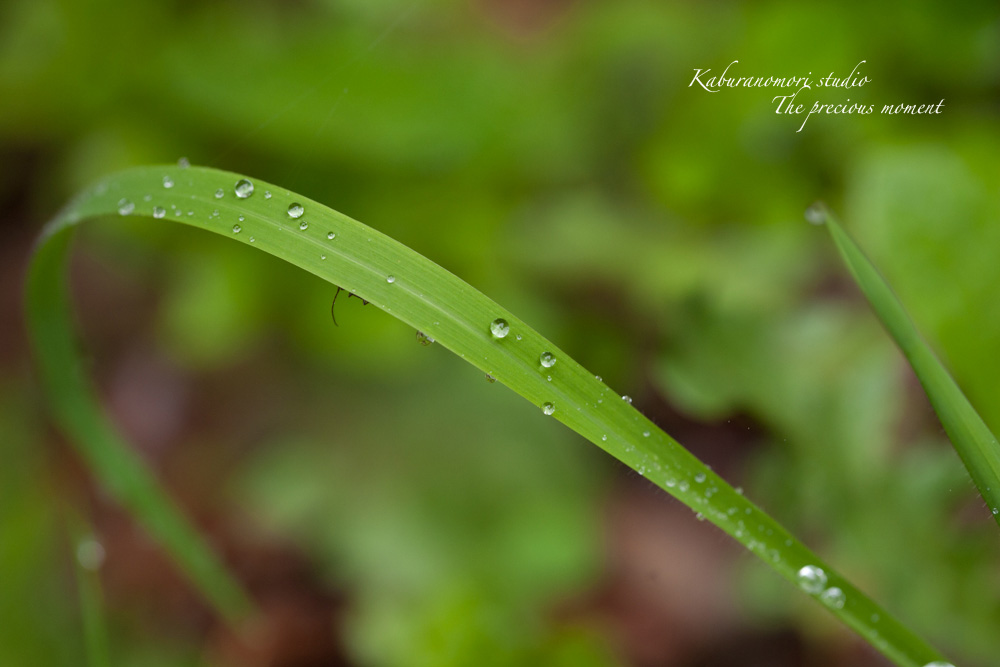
3;0;999;665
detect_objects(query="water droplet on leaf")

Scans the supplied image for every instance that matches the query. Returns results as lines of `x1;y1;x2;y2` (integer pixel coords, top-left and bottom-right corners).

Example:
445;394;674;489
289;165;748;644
819;587;845;609
117;198;134;215
232;224;242;234
386;275;395;284
299;221;309;231
214;188;224;199
542;402;555;416
805;201;827;225
622;395;633;404
162;175;174;188
152;206;166;219
234;178;254;198
797;565;827;594
76;538;105;571
490;318;510;339
327;232;336;240
539;352;556;368
287;203;304;219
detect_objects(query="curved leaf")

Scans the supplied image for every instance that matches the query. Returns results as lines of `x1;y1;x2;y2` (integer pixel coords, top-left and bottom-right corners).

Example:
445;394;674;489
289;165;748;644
26;167;952;666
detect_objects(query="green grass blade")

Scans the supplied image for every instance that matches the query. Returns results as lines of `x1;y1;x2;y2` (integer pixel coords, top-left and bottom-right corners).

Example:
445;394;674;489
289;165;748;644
26;218;253;625
822;208;1000;527
26;166;954;667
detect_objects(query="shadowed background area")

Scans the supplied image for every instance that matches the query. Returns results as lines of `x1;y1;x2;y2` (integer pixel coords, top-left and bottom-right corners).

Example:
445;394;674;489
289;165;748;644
2;0;999;665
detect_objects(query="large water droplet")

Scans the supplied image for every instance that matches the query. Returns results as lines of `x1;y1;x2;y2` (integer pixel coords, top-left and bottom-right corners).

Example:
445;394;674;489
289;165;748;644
152;206;166;219
214;188;224;199
490;318;510;339
819;587;845;609
797;565;827;594
299;221;309;231
327;232;336;240
386;275;395;284
542;402;555;416
416;331;435;346
162;175;174;188
805;201;827;225
234;178;254;198
117;198;134;215
539;352;556;368
287;203;305;219
232;224;242;234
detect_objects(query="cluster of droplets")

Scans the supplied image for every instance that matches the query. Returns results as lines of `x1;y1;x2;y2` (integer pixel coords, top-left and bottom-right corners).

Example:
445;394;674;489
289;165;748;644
796;565;846;609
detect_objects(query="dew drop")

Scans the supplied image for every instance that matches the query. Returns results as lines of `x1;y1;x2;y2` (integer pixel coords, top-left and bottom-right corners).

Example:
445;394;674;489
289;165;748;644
485;373;496;383
695;472;706;483
117;198;134;215
76;538;106;571
214;188;224;199
923;663;955;667
819;587;845;609
232;224;242;234
539;352;556;368
695;512;705;522
805;201;827;225
622;395;633;404
601;434;607;441
320;254;326;260
386;275;395;284
515;334;522;341
490;318;510;339
678;481;689;492
234;178;254;198
542;402;555;416
642;431;650;438
152;206;166;219
299;221;309;231
162;175;174;188
416;331;435;346
249;236;255;243
287;203;305;219
238;215;244;222
796;565;828;594
264;190;272;199
177;157;190;168
327;232;336;240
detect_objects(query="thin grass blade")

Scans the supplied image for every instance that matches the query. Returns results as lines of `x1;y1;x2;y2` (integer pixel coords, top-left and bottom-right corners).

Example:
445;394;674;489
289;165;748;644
821;207;1000;527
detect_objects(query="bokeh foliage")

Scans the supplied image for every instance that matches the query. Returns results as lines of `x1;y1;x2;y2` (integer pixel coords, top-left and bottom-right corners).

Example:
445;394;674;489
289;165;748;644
3;0;999;665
